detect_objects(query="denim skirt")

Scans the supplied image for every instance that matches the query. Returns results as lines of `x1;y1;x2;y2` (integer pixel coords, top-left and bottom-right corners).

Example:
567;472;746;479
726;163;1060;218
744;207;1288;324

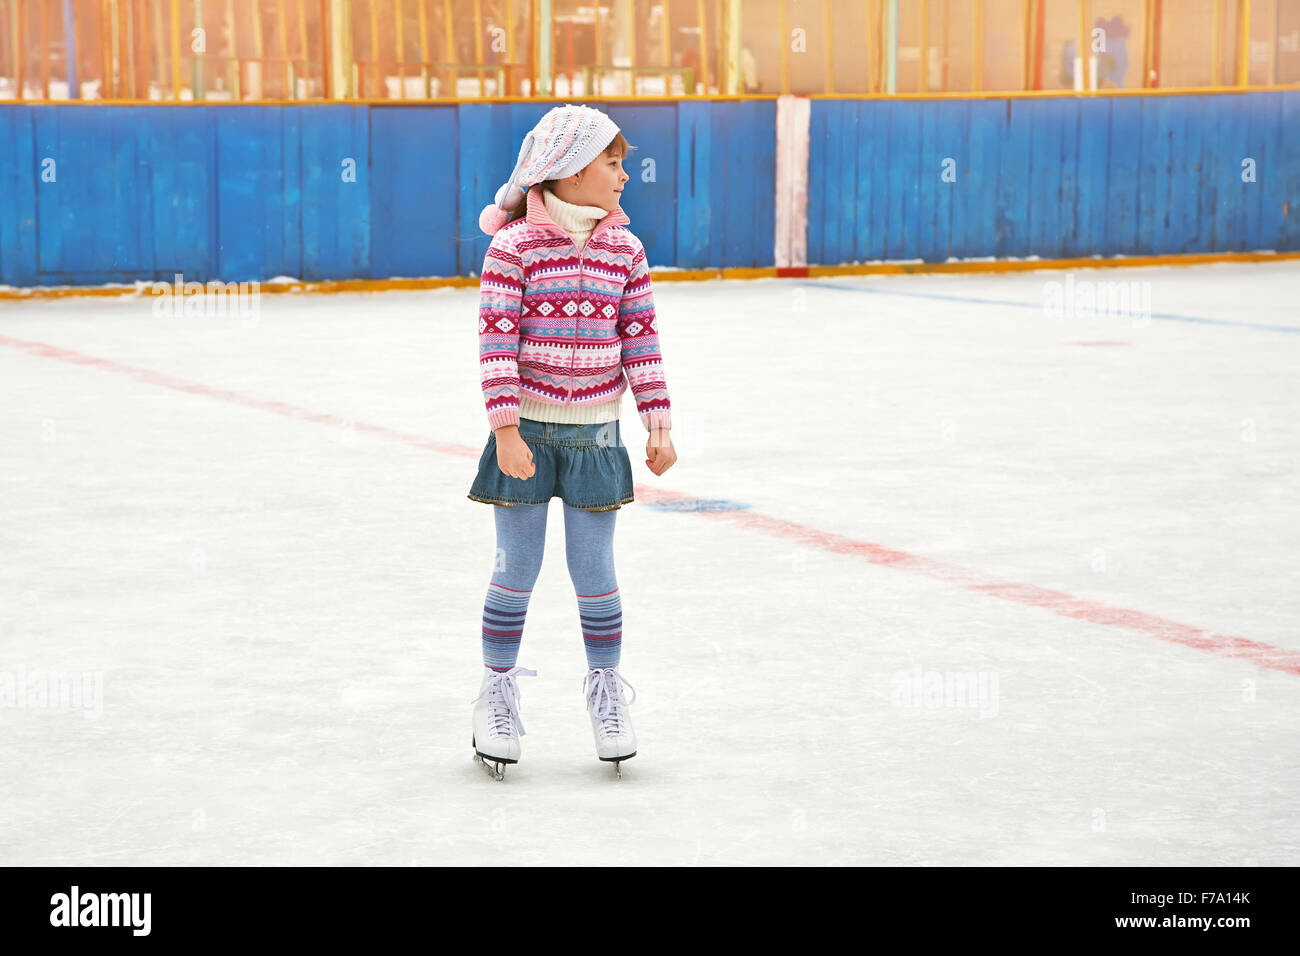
467;417;635;512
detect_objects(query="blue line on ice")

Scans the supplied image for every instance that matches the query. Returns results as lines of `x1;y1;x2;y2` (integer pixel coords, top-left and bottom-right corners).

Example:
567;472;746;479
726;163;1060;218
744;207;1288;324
800;280;1300;334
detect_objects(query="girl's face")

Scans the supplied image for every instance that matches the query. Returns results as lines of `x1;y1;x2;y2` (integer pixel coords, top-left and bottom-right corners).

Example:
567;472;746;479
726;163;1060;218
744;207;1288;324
555;151;630;212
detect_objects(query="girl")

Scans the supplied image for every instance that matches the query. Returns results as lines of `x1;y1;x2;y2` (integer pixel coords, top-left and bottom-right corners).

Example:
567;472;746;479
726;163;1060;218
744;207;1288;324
468;104;677;780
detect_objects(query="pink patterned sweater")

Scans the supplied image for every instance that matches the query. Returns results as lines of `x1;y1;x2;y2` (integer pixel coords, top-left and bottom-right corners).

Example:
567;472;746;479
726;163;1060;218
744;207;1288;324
477;186;673;433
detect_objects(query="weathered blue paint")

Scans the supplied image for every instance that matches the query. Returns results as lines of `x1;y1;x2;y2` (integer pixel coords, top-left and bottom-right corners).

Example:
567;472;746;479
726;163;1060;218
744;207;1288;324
0;94;1296;288
809;92;1299;264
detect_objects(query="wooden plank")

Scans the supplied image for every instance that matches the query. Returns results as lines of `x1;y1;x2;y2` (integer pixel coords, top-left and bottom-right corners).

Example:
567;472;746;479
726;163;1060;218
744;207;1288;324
885;100;916;259
1245;90;1279;249
0;105;39;285
917;98;946;262
724;99;762;266
370;105;457;277
935;99;965;261
1194;94;1220;252
834;99;860;266
1056;98;1080;258
1154;94;1178;252
277;105;302;272
805;98;826;267
1165;93;1197;253
675;99;711;267
1074;96;1111;256
995;98;1032;258
853;99;886;262
1135;95;1163;254
300;105;371;277
1278;90;1300;251
1215;93;1250;250
958;99;1000;257
1103;96;1141;255
1026;99;1058;256
216;106;278;279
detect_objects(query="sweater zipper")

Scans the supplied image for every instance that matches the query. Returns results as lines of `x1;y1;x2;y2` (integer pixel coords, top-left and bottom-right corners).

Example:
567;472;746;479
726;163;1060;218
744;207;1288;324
566;218;614;402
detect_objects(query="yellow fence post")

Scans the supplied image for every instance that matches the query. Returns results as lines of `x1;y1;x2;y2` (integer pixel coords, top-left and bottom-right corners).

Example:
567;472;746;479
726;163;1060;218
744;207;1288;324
225;0;240;98
919;0;928;92
1076;0;1087;90
695;0;707;95
1236;0;1251;87
822;0;833;94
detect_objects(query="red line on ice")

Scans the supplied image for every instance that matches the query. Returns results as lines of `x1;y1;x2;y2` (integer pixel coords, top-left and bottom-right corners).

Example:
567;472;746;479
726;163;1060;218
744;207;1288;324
5;332;1297;677
0;333;477;458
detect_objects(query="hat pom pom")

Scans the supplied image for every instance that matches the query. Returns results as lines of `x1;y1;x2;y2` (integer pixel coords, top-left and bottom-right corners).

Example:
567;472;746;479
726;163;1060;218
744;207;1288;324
479;203;510;236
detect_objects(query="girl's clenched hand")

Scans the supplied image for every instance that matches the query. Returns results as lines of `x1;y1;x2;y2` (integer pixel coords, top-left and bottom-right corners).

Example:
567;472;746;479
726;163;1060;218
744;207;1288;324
494;426;536;480
646;428;676;476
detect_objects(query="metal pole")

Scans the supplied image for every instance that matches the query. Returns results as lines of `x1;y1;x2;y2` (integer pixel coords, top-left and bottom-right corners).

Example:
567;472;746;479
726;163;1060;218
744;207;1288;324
728;0;741;94
225;0;240;98
885;0;897;94
193;0;203;99
473;0;483;97
417;0;429;97
170;0;180;97
1076;0;1087;90
39;0;50;97
1236;0;1250;86
445;0;458;97
779;0;788;94
919;0;928;92
822;0;833;93
63;0;78;96
1210;0;1221;86
153;0;167;97
695;0;707;95
539;0;552;95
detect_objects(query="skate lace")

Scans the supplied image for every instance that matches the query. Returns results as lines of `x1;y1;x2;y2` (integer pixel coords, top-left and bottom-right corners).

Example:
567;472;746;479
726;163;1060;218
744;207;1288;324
583;667;637;739
472;666;537;738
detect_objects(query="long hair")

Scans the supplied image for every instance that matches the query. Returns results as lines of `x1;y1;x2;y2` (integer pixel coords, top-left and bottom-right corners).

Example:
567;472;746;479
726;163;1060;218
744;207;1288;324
504;131;633;228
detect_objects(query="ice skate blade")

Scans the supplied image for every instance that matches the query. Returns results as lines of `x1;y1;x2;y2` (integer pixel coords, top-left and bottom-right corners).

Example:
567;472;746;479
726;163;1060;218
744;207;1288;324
473;752;511;781
472;735;517;781
599;752;636;779
598;751;636;762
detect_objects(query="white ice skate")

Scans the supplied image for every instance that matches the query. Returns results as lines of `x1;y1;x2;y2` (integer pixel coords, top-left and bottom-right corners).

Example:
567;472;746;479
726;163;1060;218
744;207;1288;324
583;666;637;777
471;665;537;781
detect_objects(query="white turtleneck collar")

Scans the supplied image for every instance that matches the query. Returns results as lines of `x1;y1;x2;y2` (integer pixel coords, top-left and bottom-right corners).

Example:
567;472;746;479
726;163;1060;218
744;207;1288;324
541;187;610;252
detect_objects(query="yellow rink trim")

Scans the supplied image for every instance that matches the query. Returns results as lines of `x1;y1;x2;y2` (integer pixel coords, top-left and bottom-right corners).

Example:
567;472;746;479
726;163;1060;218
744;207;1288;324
2;250;1299;301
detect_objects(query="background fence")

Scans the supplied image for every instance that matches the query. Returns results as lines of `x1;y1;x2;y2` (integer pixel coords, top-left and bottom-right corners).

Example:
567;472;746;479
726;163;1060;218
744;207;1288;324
0;90;1297;287
1;1;1297;102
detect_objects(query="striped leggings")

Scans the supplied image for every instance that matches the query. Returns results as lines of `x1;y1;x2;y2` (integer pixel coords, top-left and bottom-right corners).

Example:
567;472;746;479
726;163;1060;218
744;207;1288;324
480;501;622;672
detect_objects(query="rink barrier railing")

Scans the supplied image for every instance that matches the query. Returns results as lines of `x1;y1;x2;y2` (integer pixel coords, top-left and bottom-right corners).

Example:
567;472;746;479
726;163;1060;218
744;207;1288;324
9;85;1300;105
0;90;1297;290
0;99;776;285
3;249;1299;301
806;90;1300;266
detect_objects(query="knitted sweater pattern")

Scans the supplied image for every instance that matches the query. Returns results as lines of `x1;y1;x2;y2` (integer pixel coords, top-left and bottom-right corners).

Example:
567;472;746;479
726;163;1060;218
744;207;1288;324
477;186;673;433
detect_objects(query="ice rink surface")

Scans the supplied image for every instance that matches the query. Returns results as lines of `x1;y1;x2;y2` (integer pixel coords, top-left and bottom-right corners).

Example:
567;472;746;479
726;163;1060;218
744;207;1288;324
1;261;1297;865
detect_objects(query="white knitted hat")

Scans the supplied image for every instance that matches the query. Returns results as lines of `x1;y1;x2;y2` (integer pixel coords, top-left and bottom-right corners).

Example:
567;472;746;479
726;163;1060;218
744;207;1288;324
479;103;621;236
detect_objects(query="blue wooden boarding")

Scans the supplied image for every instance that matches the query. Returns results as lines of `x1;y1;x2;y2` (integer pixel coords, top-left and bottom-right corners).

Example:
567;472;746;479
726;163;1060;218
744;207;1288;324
370;106;457;280
0;93;1296;288
807;91;1299;265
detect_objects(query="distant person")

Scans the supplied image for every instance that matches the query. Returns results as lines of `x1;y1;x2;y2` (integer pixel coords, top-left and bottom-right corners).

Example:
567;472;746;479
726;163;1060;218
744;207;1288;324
1094;15;1130;88
742;46;759;92
1062;15;1131;88
681;45;700;92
